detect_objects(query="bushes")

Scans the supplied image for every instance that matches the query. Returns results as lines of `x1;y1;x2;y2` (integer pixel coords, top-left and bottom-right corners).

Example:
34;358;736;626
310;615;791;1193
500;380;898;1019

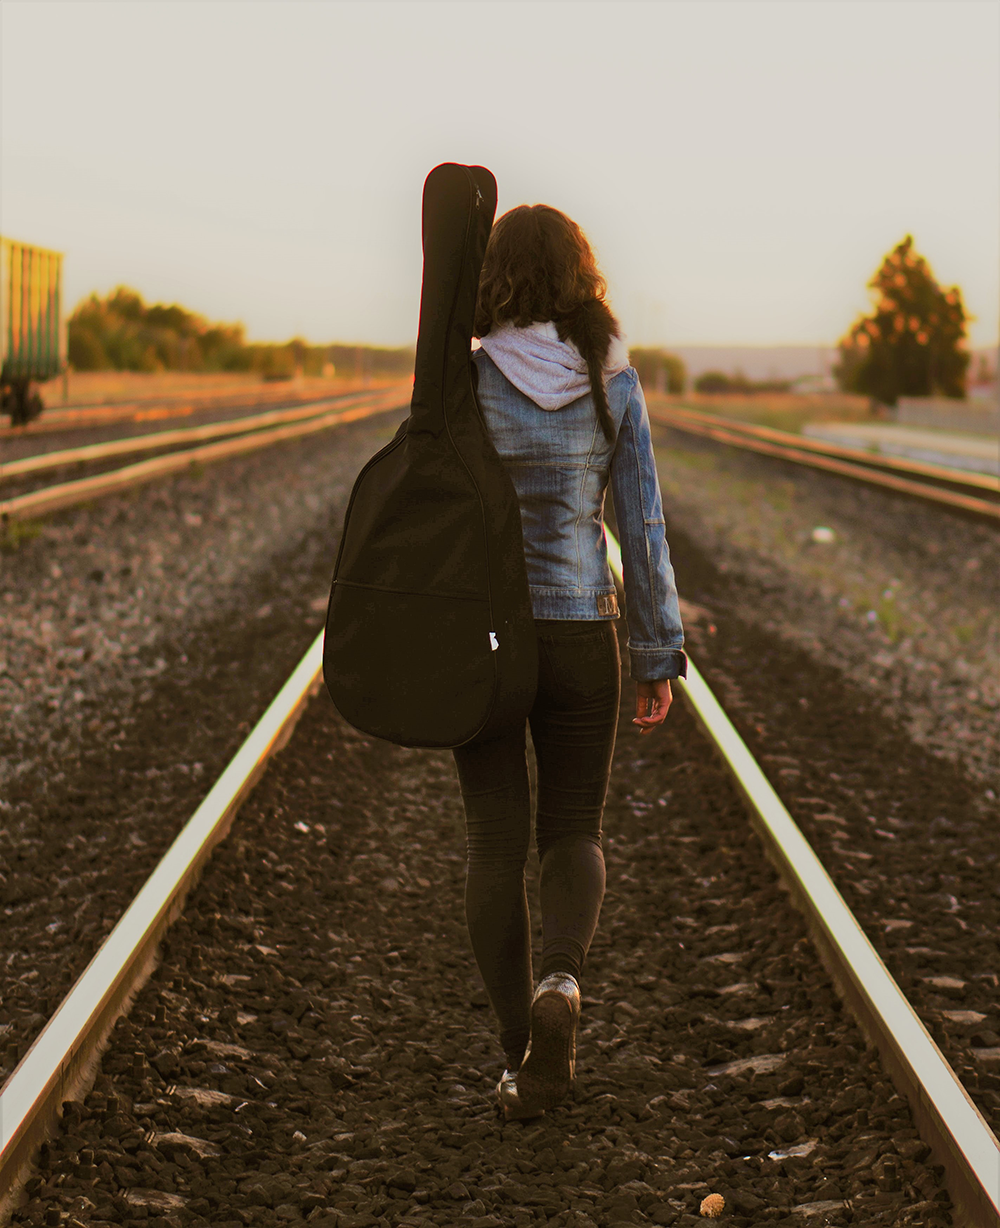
628;348;686;394
694;371;733;394
693;370;790;394
66;287;416;379
67;287;246;373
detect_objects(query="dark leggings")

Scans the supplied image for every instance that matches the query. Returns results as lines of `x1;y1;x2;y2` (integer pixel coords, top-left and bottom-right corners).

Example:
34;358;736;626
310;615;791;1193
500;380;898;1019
451;618;621;1064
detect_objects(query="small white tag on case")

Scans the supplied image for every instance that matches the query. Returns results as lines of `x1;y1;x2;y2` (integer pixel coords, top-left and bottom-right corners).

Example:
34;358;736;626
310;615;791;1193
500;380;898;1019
489;632;499;651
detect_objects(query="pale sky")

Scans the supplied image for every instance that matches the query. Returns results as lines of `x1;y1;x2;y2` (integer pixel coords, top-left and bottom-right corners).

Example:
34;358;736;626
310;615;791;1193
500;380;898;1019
2;1;997;349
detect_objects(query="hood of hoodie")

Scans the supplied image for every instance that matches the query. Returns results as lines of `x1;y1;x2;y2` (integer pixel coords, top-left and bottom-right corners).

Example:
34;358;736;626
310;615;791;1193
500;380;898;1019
477;320;630;411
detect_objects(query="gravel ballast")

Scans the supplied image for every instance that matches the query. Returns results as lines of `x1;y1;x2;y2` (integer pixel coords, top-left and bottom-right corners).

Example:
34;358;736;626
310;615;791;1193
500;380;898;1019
0;407;407;1079
12;665;953;1227
634;423;1000;1136
2;405;993;1225
645;423;999;791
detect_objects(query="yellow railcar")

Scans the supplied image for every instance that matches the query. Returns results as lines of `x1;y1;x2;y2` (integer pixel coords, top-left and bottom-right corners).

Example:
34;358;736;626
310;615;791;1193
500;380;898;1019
1;237;66;425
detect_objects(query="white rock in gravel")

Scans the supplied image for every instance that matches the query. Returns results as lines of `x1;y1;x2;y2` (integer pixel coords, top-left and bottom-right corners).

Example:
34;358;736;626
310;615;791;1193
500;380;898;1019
171;1086;238;1107
708;1053;785;1077
768;1138;818;1160
151;1130;222;1158
125;1188;187;1210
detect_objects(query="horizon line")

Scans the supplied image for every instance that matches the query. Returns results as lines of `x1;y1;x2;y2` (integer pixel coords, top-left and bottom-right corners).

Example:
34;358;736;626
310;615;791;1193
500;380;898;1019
239;338;999;351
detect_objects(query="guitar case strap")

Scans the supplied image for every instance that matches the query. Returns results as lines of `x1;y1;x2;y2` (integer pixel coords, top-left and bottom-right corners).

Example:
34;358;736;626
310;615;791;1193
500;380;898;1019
322;163;538;748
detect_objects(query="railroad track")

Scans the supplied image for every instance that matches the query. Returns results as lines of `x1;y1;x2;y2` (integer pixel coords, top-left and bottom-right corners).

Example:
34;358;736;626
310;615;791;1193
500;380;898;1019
0;381;390;440
647;405;999;523
1;530;996;1226
0;385;410;522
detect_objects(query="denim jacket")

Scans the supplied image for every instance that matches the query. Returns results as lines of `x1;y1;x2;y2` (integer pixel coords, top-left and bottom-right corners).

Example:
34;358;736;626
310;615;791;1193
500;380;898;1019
472;349;687;681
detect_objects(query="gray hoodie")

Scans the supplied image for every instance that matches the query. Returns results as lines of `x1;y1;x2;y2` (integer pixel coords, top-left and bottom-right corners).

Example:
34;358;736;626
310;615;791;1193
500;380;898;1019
477;321;631;411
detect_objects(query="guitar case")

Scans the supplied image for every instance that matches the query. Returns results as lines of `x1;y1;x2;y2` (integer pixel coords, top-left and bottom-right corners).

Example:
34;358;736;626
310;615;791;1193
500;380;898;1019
322;162;538;748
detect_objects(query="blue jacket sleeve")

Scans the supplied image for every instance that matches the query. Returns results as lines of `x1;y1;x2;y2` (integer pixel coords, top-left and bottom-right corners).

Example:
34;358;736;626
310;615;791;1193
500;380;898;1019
608;372;687;681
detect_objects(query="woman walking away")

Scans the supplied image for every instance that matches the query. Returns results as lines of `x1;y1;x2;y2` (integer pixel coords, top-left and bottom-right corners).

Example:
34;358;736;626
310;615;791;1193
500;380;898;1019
451;204;687;1121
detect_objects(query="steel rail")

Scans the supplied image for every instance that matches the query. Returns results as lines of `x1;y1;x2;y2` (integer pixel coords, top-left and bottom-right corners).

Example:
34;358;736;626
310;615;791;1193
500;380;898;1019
0;634;326;1214
0;390;409;522
606;527;1000;1225
649;408;1000;522
1;521;996;1222
0;388;404;484
0;380;395;439
650;404;999;494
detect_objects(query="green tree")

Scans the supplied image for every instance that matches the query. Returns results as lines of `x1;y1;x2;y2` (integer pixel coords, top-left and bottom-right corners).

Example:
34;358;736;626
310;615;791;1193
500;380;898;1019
694;370;738;394
628;347;686;394
692;370;790;394
67;323;108;371
66;285;417;378
835;235;969;405
67;287;250;372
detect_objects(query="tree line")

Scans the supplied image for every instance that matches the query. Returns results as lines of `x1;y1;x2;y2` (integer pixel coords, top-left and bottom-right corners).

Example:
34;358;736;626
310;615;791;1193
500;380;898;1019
68;239;973;408
68;289;695;392
67;288;414;380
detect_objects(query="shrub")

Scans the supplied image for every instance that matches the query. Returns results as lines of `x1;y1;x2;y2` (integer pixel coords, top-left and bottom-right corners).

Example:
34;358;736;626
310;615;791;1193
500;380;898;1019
692;370;790;394
694;370;734;394
628;348;686;393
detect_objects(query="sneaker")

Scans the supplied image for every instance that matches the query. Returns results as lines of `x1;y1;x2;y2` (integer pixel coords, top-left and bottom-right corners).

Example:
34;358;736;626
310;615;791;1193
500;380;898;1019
515;972;581;1112
495;1067;545;1121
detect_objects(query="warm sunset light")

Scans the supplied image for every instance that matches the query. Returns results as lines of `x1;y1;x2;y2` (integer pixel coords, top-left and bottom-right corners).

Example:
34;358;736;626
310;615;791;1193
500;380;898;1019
2;0;996;354
2;9;998;1224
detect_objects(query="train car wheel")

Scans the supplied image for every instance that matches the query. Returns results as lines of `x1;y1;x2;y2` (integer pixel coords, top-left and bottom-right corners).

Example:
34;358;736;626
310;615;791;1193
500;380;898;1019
3;378;39;427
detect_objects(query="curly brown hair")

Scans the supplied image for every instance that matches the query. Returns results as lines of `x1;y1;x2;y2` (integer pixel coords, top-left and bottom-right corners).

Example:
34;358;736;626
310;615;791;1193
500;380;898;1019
475;205;621;441
475;205;606;332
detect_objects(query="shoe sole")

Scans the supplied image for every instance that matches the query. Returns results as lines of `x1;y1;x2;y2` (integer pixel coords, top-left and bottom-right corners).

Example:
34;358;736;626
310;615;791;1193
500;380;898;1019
516;990;577;1111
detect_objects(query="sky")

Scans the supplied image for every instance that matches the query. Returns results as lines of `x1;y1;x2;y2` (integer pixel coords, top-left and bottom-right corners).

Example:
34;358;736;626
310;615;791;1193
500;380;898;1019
2;1;997;350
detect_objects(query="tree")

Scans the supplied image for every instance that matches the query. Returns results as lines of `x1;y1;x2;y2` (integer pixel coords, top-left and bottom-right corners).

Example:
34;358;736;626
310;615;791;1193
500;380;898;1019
67;287;247;372
65;286;416;378
694;370;734;394
835;235;969;405
628;348;686;394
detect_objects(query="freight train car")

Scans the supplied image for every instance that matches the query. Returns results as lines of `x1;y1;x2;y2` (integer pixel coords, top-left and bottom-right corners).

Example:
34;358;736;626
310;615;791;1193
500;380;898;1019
1;237;66;425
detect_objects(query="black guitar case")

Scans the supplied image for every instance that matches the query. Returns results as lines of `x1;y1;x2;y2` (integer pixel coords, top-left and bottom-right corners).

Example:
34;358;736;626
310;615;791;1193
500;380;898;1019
322;163;538;748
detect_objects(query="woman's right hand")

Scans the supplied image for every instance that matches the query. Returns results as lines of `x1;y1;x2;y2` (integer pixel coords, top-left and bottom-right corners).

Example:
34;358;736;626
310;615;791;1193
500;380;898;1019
632;679;673;735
